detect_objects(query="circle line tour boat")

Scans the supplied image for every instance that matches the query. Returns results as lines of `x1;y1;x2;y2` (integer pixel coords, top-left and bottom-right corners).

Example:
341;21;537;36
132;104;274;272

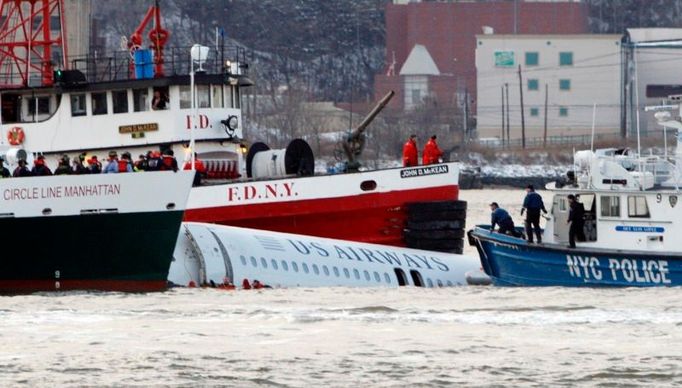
468;95;682;287
0;1;461;248
0;146;195;293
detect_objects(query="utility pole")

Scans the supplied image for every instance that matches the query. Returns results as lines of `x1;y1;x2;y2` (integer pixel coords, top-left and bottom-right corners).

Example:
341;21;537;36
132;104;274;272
505;83;510;147
543;83;548;148
518;65;526;149
501;85;505;144
464;87;470;142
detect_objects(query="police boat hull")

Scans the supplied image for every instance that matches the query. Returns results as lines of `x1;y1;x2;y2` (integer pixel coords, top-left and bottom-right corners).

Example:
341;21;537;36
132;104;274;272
468;226;681;287
0;171;194;293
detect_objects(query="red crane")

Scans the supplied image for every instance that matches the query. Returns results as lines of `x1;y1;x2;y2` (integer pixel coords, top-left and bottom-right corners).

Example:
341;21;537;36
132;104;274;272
0;0;68;88
128;0;169;78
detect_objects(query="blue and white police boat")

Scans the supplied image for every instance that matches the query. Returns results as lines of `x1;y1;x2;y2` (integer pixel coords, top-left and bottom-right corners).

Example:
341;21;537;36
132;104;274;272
467;98;682;287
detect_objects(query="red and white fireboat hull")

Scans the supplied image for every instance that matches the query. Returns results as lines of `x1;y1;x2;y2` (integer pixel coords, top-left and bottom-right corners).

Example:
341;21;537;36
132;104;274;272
184;163;459;247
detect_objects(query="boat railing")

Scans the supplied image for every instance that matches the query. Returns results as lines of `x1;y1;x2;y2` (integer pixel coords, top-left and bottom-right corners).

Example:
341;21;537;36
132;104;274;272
67;44;252;84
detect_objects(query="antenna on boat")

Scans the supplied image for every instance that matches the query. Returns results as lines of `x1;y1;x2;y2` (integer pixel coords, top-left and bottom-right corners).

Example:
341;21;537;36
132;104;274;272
190;44;210;170
633;50;642;156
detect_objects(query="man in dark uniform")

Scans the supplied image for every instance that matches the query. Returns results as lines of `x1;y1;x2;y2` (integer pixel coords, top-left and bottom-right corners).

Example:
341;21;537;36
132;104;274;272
521;184;547;243
13;159;32;177
489;202;521;237
567;194;585;248
0;156;10;178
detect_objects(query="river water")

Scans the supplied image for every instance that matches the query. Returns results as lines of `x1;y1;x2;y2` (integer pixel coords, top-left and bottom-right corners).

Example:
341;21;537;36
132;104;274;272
2;189;681;387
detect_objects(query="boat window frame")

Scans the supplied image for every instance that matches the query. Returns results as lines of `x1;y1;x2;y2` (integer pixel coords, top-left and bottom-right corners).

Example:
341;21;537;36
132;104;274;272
70;93;86;117
132;88;149;112
627;195;650;218
91;91;108;115
600;195;620;218
112;90;129;114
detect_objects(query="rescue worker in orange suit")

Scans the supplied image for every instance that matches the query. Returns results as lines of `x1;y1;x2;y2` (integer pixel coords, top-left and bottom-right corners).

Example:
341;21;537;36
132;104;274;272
31;155;52;176
183;153;207;186
422;135;443;165
402;134;418;167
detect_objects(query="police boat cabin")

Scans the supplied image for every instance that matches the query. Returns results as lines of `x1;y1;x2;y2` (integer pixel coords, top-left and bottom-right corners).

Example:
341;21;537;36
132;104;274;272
468;96;682;286
0;45;251;179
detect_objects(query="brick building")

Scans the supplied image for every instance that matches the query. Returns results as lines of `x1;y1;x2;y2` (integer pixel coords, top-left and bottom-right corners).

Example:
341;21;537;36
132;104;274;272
374;0;589;113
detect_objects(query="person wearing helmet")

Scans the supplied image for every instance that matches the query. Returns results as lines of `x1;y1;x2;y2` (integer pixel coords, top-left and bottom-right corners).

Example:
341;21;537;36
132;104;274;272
13;159;31;177
54;154;71;175
31;155;52;176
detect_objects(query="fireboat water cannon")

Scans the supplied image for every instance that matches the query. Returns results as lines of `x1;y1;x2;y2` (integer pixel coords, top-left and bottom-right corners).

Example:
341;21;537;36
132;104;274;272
341;90;395;172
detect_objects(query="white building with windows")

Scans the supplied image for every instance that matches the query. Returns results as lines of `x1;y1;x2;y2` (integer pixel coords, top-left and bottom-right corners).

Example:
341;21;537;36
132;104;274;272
475;34;621;142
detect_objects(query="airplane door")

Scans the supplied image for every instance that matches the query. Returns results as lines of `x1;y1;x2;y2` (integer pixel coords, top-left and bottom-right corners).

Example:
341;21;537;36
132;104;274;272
553;195;570;243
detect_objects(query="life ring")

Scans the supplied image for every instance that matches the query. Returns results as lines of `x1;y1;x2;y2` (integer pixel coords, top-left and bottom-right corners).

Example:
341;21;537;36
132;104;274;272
7;127;25;146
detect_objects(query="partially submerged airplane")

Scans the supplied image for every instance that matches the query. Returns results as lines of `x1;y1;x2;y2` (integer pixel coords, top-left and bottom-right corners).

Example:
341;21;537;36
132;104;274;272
170;223;488;288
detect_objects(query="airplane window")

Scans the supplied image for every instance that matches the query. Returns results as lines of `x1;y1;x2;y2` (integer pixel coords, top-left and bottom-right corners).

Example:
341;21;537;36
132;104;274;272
343;268;350;278
313;264;320;275
250;256;257;267
333;267;340;277
323;266;330;276
353;269;360;279
271;259;278;270
437;279;443;287
240;255;247;266
260;258;268;268
394;268;407;286
383;273;391;284
363;270;371;281
427;278;434;287
373;272;381;282
409;270;424;287
302;263;309;273
281;261;289;271
291;262;299;272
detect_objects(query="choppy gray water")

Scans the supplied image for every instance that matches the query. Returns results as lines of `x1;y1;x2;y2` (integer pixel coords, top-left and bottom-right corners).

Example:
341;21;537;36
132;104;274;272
1;189;681;387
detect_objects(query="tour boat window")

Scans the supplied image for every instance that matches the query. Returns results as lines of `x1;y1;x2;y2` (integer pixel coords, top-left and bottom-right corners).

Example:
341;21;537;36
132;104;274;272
627;196;650;218
234;87;241;108
281;260;289;271
271;259;278;270
212;85;223;108
112;90;128;114
312;264;320;275
179;85;191;109
27;96;50;118
91;92;108;115
302;263;309;273
343;268;350;278
240;255;247;266
323;266;330;276
600;195;620;217
291;261;299;272
437;279;443;287
373;272;381;283
260;257;268;268
152;87;169;110
225;86;234;108
70;94;86;117
250;256;257;267
133;88;149;112
197;85;210;108
333;267;340;277
363;270;371;281
353;269;360;280
446;281;453;286
558;197;567;212
426;278;434;287
383;273;391;284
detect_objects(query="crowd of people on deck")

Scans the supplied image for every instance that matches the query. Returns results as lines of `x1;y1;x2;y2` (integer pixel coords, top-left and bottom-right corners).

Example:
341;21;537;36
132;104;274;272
0;149;208;185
